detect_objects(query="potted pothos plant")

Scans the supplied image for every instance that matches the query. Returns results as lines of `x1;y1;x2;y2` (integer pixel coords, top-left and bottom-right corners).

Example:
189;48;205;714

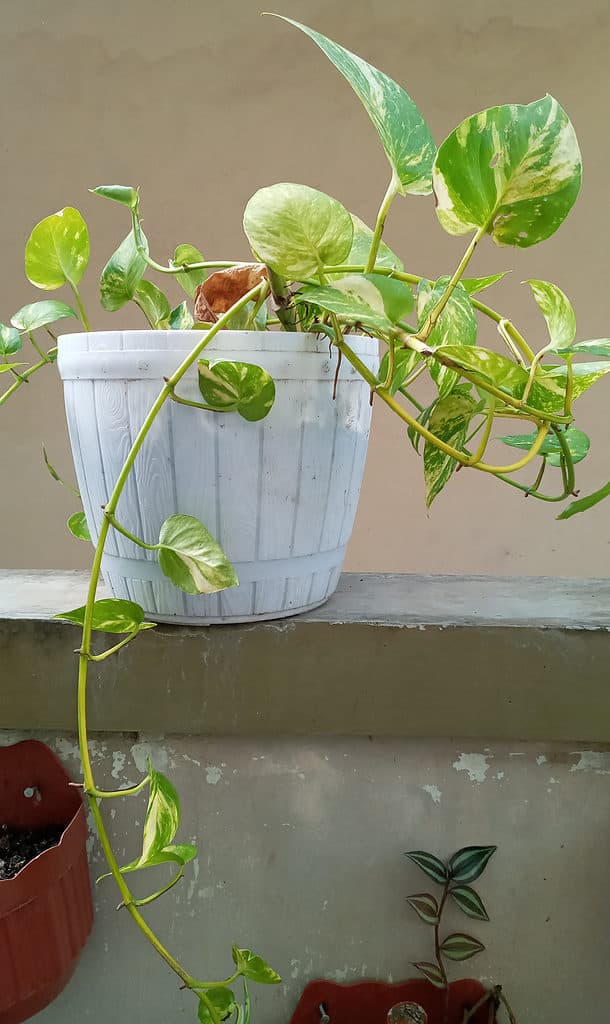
0;10;605;1024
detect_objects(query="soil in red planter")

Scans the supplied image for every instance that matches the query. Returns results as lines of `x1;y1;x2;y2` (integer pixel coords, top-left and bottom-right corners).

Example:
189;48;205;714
0;822;64;879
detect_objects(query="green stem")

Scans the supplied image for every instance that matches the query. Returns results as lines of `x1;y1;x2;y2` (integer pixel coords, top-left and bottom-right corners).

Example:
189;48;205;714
71;283;91;332
28;331;50;363
84;630;141;662
397;386;425;412
414;227;485;343
127;867;185;907
89;776;151;800
105;512;159;550
167;387;220;412
0;350;57;407
465;403;495;466
365;177;398;273
564;355;574;417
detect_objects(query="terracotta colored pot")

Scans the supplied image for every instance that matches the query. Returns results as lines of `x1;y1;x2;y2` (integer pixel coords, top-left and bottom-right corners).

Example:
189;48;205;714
0;741;93;1024
290;979;494;1024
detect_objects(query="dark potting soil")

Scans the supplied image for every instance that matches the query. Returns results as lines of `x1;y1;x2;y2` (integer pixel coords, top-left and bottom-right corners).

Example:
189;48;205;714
0;822;64;879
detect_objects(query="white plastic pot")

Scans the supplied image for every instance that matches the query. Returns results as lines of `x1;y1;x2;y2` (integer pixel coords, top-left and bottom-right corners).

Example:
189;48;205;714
58;330;378;624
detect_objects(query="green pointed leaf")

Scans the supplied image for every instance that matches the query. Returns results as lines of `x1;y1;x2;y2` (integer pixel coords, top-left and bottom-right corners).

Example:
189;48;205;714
243;183;353;280
158;514;238;595
231;946;281;984
172;244;207;298
449;845;496;884
440;933;485;962
198;988;237;1023
343;214;404;271
54;598;155;634
273;16;435;196
417;279;477;398
537;361;610;408
134;280;170;328
301;274;412;333
558;479;610;520
406;893;439;924
198;360;276;422
116;763;197;879
11;300;77;333
435;344;529;397
424;394;477;507
91;184;139;210
100;229;148;311
433;96;582;247
67;511;91;541
42;445;80;495
0;324;22;356
559;338;610;358
462;273;507;296
168;300;194;330
526;279;576;350
411;962;445;989
0;363;26;373
405;850;448;885
25;208;89;290
501;427;589;467
450;886;489;921
378;347;421;396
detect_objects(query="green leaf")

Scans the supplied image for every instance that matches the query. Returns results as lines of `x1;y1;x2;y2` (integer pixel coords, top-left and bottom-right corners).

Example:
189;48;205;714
417;279;477;398
42;444;80;495
448;846;496;885
435;344;529;397
25;208;89;291
169;300;194;330
449;885;489;921
198;360;276;422
273;16;435;196
0;363;26;373
440;933;485;962
67;511;91;541
91;184;139;209
406;893;439;925
433;96;582;247
243;183;353;280
378;347;421;396
462;273;507;296
54;598;155;634
411;962;445;989
134;280;171;328
424;394;477;507
198;988;237;1023
558;479;610;520
116;762;197;879
158;514;238;595
232;946;281;985
405;850;448;885
538;361;610;408
172;244;207;298
526;279;576;350
301;274;412;334
342;214;404;271
558;338;610;358
11;300;77;333
0;324;22;356
100;229;148;311
501;427;589;467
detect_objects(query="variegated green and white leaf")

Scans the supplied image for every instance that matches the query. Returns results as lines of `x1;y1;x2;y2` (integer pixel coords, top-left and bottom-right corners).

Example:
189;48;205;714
450;885;490;921
158;514;238;596
433;96;582;247
198;359;276;422
501;426;589;467
526;279;576;350
272;16;435;196
243;183;353;280
411;962;445;989
440;933;485;962
134;280;171;328
423;394;477;507
405;850;448;884
342;214;404;271
532;361;610;411
378;347;421;395
301;274;412;332
168;300;194;331
406;893;439;924
54;598;155;634
0;324;22;356
232;946;282;985
449;846;496;884
417;279;477;398
100;229;148;311
11;300;77;333
558;338;610;359
462;273;507;296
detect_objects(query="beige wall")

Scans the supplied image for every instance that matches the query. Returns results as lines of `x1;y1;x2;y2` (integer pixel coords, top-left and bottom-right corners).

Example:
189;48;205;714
1;0;609;575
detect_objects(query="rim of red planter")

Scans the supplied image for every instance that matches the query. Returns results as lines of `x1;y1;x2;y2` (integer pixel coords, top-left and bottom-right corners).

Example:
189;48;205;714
289;978;494;1024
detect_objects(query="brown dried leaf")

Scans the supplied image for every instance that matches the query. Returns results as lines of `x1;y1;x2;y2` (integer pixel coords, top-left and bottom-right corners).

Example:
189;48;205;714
194;263;268;320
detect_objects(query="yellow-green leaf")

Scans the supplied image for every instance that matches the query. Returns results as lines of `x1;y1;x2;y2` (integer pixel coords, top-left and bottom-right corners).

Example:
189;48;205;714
25;207;89;289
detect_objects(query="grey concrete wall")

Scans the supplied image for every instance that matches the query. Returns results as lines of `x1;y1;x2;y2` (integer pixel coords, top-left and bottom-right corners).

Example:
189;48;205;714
1;1;610;576
3;731;609;1024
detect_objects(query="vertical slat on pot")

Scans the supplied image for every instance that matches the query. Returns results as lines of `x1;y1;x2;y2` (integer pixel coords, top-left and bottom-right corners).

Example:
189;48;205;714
215;417;259;619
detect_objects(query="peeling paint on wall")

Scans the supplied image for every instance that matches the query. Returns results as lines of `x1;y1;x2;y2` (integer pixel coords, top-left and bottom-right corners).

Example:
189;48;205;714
569;751;610;775
452;752;491;782
422;784;442;804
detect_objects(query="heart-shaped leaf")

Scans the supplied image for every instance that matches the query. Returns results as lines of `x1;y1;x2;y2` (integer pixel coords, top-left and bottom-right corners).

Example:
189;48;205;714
411;962;445;989
172;244;207;298
448;846;496;884
198;360;275;422
67;511;91;541
100;229;148;311
92;184;139;209
232;946;281;984
54;598;155;634
168;300;194;330
0;325;22;356
526;279;576;351
198;988;237;1023
243;183;353;280
25;207;90;289
406;893;440;924
450;885;490;921
11;300;77;333
158;514;238;595
119;762;197;875
501;426;589;467
417;279;477;398
424;394;478;507
462;274;507;296
405;850;448;885
273;16;435;196
134;280;171;328
440;933;485;962
433;96;581;247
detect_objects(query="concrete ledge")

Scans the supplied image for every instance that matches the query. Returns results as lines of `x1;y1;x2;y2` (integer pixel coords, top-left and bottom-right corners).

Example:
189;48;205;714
1;570;609;741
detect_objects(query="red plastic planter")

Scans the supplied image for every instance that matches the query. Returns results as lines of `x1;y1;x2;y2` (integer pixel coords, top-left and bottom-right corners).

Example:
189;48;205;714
0;741;93;1024
290;979;494;1024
